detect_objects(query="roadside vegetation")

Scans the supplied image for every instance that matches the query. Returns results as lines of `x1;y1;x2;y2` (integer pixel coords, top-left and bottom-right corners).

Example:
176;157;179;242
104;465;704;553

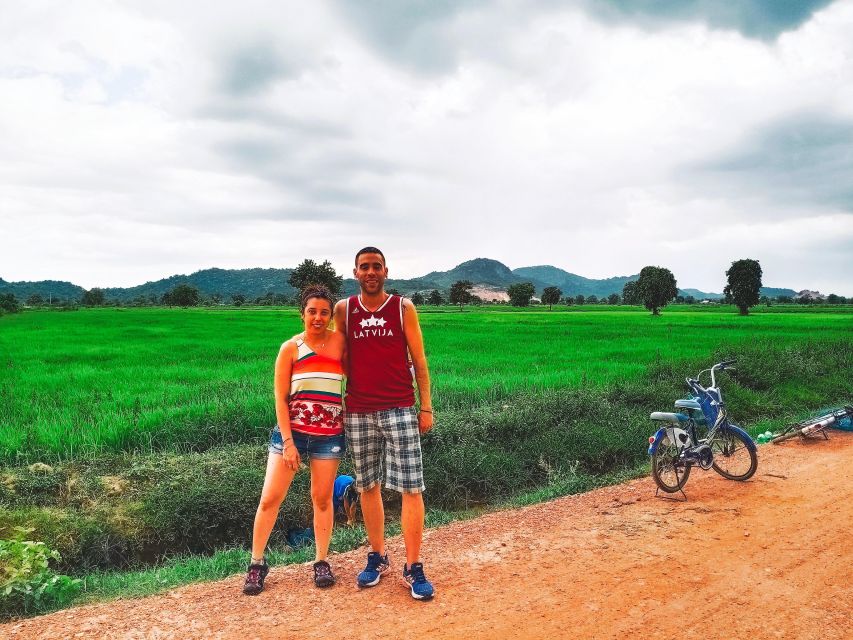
2;306;852;619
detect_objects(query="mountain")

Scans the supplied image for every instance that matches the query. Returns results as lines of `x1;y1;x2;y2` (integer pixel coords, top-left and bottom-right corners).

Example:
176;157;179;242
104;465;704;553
100;268;296;301
1;260;802;303
0;278;84;302
762;287;798;298
512;265;639;298
421;258;519;288
679;288;723;300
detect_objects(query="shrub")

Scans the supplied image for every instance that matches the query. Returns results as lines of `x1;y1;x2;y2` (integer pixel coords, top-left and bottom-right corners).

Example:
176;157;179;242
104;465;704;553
0;528;82;619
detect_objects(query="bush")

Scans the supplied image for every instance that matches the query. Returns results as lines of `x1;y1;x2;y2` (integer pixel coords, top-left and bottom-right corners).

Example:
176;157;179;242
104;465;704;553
0;528;81;619
2;338;851;575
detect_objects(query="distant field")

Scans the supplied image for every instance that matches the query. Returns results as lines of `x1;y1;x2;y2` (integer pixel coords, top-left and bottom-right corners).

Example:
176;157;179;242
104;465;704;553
1;305;852;460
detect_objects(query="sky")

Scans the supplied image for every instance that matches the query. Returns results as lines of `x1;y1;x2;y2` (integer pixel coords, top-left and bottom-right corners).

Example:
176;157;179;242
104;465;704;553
1;0;852;295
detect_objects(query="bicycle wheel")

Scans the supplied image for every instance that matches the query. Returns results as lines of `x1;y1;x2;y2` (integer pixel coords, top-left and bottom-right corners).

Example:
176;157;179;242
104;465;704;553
651;438;691;493
710;429;757;481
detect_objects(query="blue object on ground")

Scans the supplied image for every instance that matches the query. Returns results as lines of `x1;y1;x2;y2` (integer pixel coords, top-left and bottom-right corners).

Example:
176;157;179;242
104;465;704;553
286;527;315;548
333;475;355;512
834;413;853;431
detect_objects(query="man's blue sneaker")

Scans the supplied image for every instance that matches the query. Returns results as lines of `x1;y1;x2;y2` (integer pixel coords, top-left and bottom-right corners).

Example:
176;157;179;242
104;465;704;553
357;551;390;587
403;562;434;600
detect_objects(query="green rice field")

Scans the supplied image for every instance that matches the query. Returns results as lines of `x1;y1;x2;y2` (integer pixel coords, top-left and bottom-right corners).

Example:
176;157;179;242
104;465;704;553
1;305;852;461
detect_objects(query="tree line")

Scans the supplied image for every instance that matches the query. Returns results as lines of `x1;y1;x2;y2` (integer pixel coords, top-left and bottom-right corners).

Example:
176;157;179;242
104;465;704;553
3;258;850;315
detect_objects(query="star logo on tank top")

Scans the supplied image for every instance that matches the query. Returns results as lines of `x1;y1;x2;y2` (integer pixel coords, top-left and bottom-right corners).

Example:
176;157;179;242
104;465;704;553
353;314;393;338
359;315;386;328
352;307;359;314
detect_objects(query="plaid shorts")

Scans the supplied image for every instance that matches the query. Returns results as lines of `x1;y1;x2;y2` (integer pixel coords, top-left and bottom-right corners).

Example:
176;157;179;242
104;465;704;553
345;406;425;494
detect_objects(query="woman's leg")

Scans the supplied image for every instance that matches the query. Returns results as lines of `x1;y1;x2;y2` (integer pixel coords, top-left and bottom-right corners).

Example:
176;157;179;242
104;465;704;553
251;452;298;561
310;458;341;562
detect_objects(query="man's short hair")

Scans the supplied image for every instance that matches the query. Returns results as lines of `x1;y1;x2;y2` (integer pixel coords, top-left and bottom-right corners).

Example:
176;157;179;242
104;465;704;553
355;246;385;266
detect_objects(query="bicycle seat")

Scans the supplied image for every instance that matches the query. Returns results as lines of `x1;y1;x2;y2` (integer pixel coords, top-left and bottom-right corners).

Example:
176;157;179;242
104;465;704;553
650;412;689;422
674;399;702;411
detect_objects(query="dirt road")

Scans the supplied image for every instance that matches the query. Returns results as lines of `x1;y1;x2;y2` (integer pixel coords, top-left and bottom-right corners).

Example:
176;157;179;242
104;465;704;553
5;432;852;640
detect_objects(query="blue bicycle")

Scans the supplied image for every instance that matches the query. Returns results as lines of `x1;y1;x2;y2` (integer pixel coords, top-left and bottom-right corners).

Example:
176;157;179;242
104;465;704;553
648;359;758;493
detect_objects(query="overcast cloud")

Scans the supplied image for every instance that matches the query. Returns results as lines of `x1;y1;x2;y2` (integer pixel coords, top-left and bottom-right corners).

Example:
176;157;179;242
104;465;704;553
1;0;852;294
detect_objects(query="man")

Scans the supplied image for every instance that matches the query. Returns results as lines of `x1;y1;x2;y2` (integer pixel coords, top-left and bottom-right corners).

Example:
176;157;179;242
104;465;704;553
334;246;435;600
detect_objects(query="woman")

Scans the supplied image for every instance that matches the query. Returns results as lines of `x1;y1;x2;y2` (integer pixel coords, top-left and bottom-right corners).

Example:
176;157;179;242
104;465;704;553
244;284;346;594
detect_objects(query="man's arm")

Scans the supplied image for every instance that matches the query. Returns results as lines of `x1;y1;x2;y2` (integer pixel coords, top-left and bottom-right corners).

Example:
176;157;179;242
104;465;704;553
402;298;433;434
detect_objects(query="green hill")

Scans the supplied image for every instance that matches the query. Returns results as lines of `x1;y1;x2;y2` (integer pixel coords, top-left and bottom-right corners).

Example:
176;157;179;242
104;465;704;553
1;261;803;303
101;268;297;301
0;278;84;303
512;265;638;297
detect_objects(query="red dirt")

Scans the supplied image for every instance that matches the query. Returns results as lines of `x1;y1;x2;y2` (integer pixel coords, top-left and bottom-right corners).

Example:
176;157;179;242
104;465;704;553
5;432;852;640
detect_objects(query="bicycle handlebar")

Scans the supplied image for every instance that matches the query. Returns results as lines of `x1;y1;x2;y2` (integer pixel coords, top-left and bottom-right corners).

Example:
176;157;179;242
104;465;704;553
691;360;737;390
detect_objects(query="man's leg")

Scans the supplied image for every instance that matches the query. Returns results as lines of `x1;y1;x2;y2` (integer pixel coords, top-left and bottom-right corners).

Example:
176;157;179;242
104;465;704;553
401;491;424;565
345;411;390;587
360;483;385;554
384;408;433;599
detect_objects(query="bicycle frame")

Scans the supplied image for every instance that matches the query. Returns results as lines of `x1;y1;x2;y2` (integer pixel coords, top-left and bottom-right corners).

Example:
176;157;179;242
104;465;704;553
649;361;756;456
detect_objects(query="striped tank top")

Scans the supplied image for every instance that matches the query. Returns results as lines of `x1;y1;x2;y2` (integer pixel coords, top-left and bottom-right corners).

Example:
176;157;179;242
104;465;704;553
287;337;344;436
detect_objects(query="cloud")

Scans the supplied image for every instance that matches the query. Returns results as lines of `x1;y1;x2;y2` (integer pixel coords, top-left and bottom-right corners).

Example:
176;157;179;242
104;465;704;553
582;0;836;40
2;0;853;295
693;113;853;211
219;41;294;95
329;0;487;74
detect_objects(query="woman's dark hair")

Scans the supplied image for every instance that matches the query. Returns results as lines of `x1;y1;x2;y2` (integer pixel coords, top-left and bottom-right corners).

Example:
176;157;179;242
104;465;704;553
300;284;335;313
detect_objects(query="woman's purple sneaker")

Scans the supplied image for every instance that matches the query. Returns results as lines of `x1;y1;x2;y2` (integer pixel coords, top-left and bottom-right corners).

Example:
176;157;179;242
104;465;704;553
243;560;269;595
313;560;336;588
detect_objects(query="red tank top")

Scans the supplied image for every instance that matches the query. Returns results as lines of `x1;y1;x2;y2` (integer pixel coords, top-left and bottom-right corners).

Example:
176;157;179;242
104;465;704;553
345;294;415;412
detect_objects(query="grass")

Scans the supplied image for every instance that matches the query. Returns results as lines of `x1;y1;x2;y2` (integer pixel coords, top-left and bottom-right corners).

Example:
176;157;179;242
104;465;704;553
10;468;619;619
2;306;851;461
1;304;852;620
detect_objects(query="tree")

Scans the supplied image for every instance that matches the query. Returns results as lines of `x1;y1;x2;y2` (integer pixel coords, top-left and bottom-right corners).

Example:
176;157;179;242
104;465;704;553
26;294;44;306
776;295;793;304
607;293;620;305
411;292;425;305
231;293;246;307
449;280;473;310
622;280;640;305
587;294;598;304
724;259;762;316
636;266;678;315
387;288;401;296
574;294;585;306
507;282;535;307
163;284;200;307
81;288;105;306
428;290;443;305
564;296;574;306
0;293;20;314
685;295;696;304
541;286;562;310
288;259;343;297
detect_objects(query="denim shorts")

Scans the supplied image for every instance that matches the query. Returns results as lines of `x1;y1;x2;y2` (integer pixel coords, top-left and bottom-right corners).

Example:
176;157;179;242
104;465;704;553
268;427;346;460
